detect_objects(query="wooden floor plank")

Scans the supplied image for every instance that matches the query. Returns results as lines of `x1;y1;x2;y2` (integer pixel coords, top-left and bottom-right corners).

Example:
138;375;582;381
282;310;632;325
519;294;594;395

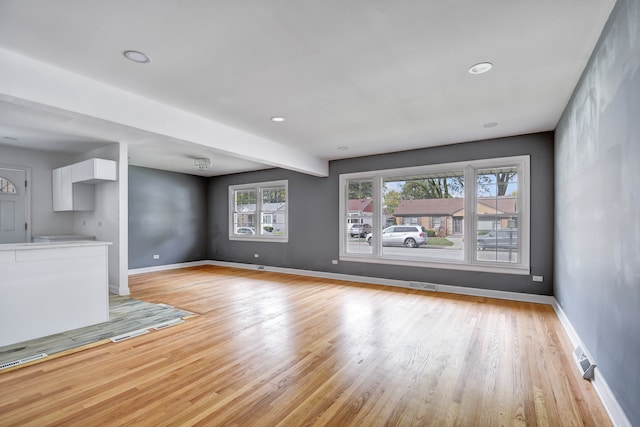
0;265;611;426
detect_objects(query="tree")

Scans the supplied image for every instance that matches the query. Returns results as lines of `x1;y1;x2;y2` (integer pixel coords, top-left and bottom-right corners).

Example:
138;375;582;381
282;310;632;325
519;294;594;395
235;189;256;206
476;170;517;197
348;181;373;199
384;190;401;215
496;172;516;196
400;177;463;200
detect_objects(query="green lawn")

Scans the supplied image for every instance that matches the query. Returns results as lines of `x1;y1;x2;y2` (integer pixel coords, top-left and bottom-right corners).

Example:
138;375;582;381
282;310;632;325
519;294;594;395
427;237;454;246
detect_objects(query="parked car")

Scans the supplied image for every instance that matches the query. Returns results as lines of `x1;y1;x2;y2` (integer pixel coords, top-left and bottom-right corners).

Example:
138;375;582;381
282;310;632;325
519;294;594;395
366;225;428;248
350;223;373;237
477;229;517;250
235;226;256;235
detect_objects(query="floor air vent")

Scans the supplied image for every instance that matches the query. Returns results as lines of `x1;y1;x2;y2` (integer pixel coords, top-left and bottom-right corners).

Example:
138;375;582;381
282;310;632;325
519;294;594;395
152;318;184;330
110;329;149;343
573;345;596;380
0;353;48;370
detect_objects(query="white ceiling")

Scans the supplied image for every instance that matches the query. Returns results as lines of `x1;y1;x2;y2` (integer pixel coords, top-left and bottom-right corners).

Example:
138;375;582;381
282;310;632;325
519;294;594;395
0;0;616;177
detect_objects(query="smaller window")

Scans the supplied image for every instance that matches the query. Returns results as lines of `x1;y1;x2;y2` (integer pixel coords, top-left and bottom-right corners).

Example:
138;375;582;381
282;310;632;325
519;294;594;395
0;177;17;194
229;180;288;242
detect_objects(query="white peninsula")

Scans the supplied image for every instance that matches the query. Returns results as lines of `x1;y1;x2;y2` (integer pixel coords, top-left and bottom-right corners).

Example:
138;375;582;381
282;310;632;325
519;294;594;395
0;241;111;347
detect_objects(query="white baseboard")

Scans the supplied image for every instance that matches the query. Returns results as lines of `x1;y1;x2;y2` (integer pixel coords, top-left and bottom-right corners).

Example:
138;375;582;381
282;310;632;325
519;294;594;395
550;301;631;427
128;259;630;426
206;260;554;305
128;260;211;275
109;283;129;296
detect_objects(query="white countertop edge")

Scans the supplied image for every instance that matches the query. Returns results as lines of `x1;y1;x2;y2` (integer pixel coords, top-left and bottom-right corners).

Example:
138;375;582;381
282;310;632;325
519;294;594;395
0;241;113;251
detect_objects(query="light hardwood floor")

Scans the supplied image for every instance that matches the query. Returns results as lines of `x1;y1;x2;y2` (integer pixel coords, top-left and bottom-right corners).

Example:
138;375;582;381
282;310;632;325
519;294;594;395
0;266;611;426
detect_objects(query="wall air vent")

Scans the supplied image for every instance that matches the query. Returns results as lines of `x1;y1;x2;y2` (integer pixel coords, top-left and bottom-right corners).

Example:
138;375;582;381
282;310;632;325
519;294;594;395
573;345;596;380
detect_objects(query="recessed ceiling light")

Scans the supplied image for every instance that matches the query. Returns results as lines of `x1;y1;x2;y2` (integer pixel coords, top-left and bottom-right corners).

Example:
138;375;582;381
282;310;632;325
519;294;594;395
469;62;493;75
123;50;151;64
483;122;498;128
271;116;286;122
337;146;349;150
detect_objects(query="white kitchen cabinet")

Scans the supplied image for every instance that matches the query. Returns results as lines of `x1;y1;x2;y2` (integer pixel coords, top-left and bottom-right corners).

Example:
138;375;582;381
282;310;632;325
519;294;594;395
52;158;117;211
71;158;117;184
52;166;94;211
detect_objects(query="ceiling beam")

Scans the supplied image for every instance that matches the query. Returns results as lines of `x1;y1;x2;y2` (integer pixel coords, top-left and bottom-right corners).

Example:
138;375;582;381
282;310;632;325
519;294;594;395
0;48;328;177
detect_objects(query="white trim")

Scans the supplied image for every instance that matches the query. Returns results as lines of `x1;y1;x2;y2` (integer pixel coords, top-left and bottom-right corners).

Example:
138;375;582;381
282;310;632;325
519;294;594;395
339;155;530;273
339;254;530;275
591;370;632;427
0;164;32;243
128;260;210;275
550;301;632;427
126;259;629;426
228;179;288;243
208;260;550;304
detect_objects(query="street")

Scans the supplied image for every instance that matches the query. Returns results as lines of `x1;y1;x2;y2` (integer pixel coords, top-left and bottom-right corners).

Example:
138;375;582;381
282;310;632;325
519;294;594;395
346;238;519;263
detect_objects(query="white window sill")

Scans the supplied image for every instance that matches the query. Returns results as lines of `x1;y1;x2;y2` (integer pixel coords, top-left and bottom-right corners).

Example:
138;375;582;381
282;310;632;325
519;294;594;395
339;254;530;275
229;236;288;243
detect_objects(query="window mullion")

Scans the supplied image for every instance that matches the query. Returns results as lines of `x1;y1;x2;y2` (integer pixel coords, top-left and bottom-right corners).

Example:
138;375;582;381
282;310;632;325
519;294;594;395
464;165;476;263
373;176;381;256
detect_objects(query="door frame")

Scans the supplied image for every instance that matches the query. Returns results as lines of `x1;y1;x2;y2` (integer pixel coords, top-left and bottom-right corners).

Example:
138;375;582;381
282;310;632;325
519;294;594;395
0;164;32;243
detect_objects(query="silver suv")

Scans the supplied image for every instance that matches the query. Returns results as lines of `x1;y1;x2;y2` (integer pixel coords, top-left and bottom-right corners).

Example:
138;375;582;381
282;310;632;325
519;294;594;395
477;229;517;250
366;225;428;248
350;223;373;237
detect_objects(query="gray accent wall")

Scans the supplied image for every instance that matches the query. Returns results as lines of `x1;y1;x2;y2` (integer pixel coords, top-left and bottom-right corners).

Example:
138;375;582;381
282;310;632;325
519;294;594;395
129;166;208;269
209;133;554;295
555;0;640;425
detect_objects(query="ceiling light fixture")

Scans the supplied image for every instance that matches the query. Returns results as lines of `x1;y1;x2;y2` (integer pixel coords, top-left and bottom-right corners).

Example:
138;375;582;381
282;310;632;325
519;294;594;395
271;116;286;122
123;50;151;64
483;122;498;128
337;146;349;151
194;158;211;169
469;62;493;75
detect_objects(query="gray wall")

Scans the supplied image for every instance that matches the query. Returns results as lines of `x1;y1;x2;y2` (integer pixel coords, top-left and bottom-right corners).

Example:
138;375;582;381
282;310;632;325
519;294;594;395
129;166;208;269
555;0;640;425
209;133;554;295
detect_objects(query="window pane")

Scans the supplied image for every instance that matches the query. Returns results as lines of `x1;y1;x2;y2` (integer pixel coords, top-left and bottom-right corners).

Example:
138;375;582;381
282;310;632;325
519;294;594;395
234;213;256;232
346;180;373;254
234;189;256;234
477;167;518;206
476;166;519;263
0;177;17;194
261;186;286;235
381;173;464;261
476;220;519;263
235;189;256;211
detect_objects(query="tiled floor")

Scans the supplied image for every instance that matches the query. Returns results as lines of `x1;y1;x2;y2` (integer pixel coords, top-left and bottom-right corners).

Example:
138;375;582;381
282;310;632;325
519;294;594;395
0;295;193;370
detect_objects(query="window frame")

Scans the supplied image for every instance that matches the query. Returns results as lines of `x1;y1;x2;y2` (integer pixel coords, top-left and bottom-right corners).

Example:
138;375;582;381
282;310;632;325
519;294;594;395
339;156;530;275
229;180;288;243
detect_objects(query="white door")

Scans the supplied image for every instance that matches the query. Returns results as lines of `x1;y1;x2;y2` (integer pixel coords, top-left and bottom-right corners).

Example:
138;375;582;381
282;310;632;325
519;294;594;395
0;167;28;243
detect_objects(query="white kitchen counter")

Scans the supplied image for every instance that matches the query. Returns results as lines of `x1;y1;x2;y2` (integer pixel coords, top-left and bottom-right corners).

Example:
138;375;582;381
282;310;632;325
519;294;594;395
0;241;112;347
0;240;106;251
